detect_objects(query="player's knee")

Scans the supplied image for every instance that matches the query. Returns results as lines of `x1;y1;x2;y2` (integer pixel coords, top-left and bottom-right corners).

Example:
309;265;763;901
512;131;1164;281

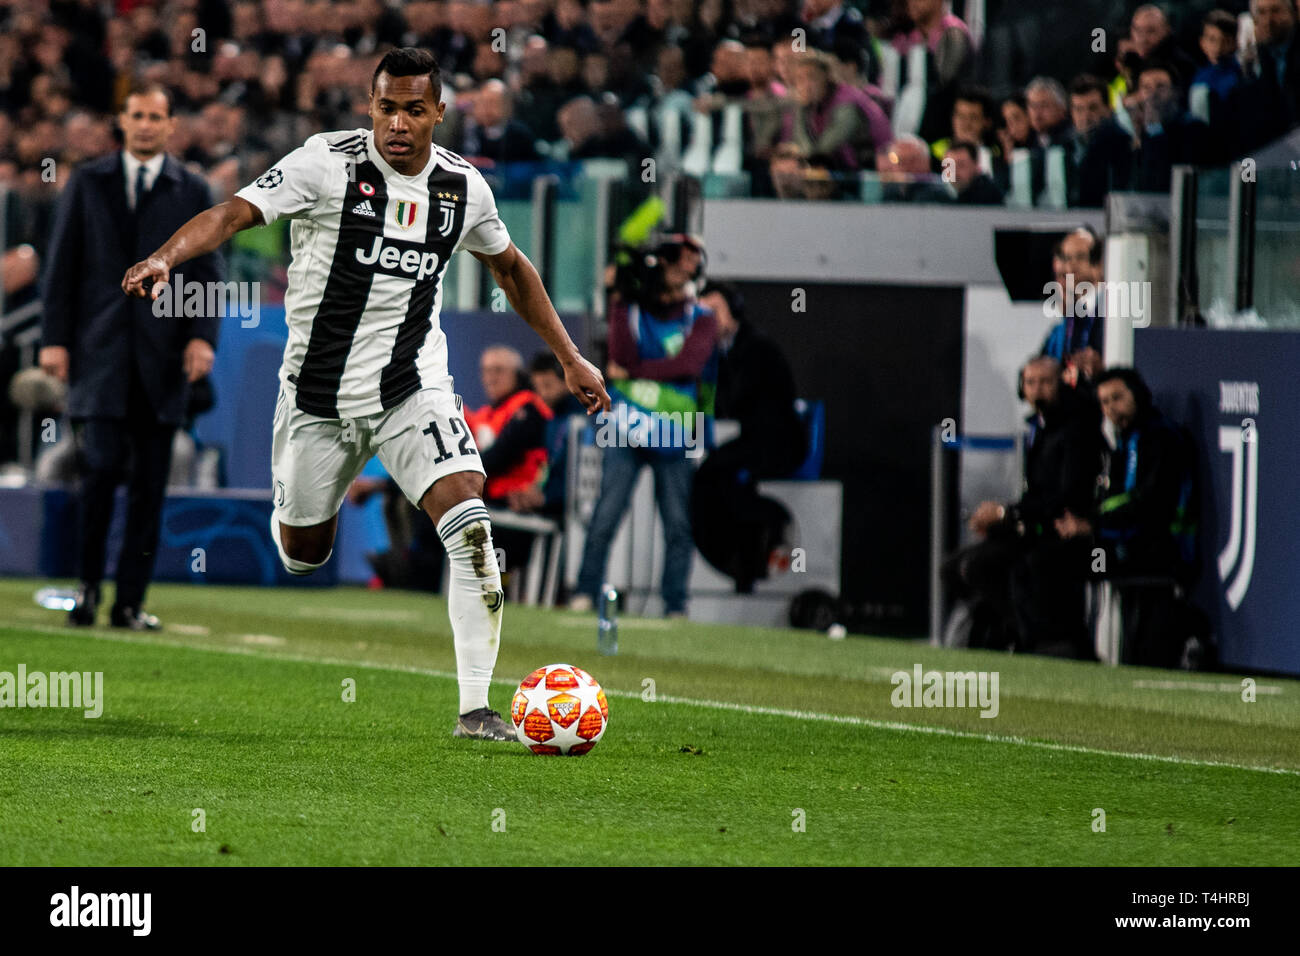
271;518;333;573
284;536;331;565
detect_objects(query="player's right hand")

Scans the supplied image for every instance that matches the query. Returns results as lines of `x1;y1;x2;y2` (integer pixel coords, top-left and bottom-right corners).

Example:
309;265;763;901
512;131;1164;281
38;345;69;382
564;355;611;415
122;256;170;299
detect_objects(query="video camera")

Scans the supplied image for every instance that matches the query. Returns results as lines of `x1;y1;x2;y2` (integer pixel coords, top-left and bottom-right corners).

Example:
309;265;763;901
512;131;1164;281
610;233;706;312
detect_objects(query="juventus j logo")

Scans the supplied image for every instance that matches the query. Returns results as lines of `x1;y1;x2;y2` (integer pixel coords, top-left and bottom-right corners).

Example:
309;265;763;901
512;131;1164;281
435;191;458;237
1217;419;1257;610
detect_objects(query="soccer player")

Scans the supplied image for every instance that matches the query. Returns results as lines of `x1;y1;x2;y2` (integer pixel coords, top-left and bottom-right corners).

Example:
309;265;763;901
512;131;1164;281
122;48;610;741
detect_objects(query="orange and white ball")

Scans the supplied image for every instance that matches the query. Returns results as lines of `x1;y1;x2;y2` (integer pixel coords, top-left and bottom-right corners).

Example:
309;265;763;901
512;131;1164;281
511;664;609;755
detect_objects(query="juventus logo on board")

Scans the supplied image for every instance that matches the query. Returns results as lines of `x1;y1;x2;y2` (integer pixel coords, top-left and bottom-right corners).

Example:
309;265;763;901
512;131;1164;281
436;191;459;237
1217;419;1257;610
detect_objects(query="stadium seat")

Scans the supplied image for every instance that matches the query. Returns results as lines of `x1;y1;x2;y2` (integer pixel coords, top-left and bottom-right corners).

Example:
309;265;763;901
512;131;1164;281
876;44;901;101
1089;576;1206;668
711;104;744;175
484;507;563;607
890;45;928;136
680;111;714;177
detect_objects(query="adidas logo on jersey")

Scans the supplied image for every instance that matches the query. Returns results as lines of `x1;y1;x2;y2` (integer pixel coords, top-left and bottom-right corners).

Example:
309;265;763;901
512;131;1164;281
351;199;376;217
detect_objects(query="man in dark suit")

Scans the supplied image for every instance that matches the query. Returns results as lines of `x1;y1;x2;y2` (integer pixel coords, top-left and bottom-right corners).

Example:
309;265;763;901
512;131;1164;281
458;79;539;168
1025;77;1074;207
1231;0;1300;154
39;84;224;630
1066;74;1133;208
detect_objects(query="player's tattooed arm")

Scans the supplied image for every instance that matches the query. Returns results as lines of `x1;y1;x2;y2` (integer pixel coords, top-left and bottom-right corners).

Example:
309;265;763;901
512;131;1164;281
473;243;611;415
122;197;263;299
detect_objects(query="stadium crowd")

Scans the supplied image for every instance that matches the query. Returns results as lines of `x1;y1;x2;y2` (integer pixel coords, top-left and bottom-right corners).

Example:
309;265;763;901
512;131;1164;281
2;0;1297;251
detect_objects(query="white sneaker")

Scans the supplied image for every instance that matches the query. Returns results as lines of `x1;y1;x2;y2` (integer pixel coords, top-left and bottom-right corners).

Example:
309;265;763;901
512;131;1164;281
568;594;593;612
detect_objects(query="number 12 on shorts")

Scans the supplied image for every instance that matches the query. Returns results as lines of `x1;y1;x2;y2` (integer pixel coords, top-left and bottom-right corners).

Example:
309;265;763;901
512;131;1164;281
423;417;476;464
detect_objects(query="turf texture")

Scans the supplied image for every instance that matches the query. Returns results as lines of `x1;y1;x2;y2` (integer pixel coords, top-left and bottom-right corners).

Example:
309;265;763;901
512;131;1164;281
0;579;1297;865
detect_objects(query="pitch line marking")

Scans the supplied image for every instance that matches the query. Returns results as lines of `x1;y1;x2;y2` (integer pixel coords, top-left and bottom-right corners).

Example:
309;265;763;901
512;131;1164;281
3;621;1297;777
1132;678;1282;694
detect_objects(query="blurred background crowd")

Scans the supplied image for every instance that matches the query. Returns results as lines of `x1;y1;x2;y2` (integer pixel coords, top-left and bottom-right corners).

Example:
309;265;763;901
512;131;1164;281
2;0;1293;260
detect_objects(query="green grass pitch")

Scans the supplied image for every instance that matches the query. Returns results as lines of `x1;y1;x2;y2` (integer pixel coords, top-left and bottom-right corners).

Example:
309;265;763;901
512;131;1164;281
1;578;1297;866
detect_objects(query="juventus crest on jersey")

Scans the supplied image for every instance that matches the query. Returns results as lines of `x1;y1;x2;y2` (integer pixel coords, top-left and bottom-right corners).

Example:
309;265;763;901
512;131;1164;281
235;129;511;418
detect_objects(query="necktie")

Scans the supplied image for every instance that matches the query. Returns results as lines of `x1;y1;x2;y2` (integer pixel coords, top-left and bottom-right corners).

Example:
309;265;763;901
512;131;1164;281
134;163;149;211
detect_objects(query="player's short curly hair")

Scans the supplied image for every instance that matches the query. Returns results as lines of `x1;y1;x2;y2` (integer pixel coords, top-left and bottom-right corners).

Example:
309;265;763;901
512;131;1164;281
372;47;443;104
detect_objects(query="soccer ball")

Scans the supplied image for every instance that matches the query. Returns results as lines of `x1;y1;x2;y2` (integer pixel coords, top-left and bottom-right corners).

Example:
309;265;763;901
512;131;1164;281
510;664;609;755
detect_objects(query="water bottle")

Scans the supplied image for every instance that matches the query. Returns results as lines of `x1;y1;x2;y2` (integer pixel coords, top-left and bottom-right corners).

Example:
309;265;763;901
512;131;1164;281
597;584;619;656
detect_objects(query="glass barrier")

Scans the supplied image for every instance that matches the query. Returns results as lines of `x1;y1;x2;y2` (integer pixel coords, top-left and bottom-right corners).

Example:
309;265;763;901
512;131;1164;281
1194;166;1233;325
1252;166;1300;329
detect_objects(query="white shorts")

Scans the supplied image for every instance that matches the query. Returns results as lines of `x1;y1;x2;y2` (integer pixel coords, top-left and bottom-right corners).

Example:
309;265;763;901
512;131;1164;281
270;384;485;527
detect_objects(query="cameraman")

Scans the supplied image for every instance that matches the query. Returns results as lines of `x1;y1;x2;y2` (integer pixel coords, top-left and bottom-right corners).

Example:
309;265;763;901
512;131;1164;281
571;235;718;617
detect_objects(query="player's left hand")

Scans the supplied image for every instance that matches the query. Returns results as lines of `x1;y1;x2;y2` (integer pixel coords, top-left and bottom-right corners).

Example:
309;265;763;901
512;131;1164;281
564;355;611;415
183;338;215;383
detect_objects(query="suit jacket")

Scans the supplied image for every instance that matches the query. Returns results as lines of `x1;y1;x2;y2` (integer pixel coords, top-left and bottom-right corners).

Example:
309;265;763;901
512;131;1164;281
1229;38;1300;155
41;152;225;424
1030;120;1074;207
1071;117;1134;208
460;118;539;166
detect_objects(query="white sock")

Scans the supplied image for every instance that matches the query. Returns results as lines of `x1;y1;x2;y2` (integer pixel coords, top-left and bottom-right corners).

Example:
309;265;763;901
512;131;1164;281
436;498;504;715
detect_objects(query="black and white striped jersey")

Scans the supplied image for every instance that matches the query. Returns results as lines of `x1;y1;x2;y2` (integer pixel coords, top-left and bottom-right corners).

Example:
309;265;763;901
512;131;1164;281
235;128;511;418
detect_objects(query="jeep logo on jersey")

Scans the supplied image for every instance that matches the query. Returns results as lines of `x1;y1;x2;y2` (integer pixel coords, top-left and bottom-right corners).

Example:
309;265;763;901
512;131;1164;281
394;200;418;229
436;191;459;237
355;236;441;280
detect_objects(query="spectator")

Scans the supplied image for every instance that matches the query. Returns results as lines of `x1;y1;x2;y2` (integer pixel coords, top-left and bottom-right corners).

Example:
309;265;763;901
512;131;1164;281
1194;10;1245;104
1067;73;1134;207
459;79;539;167
993;91;1030;193
1110;36;1141;118
930;85;995;164
649;43;698;163
947;355;1102;655
1040;226;1106;388
1025;76;1073;206
1191;11;1244;162
464;345;553;509
517;41;587;142
692;280;806;592
560;94;651;169
802;0;877;82
572;235;718;616
769;141;812;198
1129;4;1199;90
830;35;893;118
892;0;975;142
1230;0;1300;154
681;0;733;80
504;353;588;518
547;0;602;55
1129;61;1210;193
943;140;1004;204
997;91;1031;156
783;51;889;172
877;133;953;202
